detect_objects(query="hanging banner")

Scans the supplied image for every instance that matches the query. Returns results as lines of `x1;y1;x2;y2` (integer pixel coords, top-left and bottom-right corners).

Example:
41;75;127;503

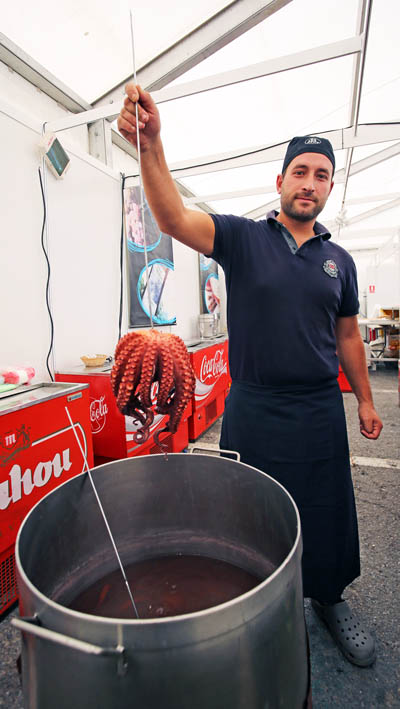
124;186;176;327
198;253;220;315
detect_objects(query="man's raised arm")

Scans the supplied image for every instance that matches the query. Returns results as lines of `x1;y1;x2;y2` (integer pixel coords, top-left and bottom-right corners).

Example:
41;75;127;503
118;83;215;255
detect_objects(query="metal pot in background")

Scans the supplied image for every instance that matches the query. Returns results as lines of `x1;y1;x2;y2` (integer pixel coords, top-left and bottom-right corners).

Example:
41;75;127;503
199;312;219;338
13;452;309;709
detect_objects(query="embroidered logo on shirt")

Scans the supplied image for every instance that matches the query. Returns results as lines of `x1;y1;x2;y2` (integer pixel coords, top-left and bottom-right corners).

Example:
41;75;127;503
323;259;338;278
305;137;322;145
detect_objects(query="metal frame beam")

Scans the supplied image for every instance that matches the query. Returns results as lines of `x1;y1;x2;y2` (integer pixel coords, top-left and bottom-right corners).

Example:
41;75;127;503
243;197;280;220
0;33;91;114
328;227;398;240
337;0;373;232
185;188;400;209
183;185;276;205
44;34;362;134
330;196;400;233
345;192;400;206
92;0;293;107
150;36;362;106
148;124;400;181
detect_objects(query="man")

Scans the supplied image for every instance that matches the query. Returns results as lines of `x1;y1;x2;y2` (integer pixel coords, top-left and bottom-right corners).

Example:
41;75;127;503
118;84;383;667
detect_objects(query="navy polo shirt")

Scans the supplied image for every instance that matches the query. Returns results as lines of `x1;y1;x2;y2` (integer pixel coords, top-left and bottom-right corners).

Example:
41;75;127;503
210;210;359;386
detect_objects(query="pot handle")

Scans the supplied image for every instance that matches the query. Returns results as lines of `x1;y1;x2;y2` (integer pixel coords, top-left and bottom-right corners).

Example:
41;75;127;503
12;616;127;676
189;444;240;462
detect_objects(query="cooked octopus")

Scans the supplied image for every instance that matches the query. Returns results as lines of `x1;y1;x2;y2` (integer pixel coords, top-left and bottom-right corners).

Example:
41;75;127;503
111;329;195;446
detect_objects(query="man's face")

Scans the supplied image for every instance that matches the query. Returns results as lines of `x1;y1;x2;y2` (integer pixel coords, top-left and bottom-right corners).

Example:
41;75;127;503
276;153;334;222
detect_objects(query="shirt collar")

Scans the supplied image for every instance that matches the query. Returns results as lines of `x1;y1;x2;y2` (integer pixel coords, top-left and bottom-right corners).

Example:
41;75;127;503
266;210;331;241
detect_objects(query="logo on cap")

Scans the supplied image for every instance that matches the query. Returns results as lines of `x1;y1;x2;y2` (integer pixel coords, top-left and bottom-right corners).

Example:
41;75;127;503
305;137;322;145
323;259;338;278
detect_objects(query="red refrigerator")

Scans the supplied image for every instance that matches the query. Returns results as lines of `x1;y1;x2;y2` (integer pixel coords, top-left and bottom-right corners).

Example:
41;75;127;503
0;382;93;614
187;336;230;441
55;362;192;464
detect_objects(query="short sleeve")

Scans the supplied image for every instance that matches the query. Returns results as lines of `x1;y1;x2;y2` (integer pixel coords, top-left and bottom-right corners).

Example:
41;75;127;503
338;256;359;317
209;213;246;270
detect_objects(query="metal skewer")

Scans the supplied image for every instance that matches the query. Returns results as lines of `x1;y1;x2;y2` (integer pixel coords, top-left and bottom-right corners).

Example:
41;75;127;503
130;10;154;329
65;406;139;619
129;13;169;459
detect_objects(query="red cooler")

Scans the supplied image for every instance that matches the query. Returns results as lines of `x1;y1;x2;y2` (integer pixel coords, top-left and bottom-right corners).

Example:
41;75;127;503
55;363;191;464
188;337;230;441
0;382;93;614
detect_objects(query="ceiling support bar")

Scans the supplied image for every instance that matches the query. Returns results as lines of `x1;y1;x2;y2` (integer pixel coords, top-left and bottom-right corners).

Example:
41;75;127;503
93;0;293;108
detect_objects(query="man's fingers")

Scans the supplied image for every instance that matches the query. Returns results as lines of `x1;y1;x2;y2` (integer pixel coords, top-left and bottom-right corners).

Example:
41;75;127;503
361;429;379;440
118;108;147;132
119;128;136;146
117;114;137;134
122;100;148;125
125;82;139;101
360;418;383;440
123;96;137;114
124;84;152;113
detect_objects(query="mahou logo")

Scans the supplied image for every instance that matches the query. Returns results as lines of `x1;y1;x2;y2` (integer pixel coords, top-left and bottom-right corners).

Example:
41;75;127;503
0;448;72;510
199;349;227;384
0;424;31;467
90;396;108;433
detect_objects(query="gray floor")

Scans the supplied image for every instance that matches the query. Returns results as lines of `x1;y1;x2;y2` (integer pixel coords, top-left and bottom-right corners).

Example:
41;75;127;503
1;365;399;708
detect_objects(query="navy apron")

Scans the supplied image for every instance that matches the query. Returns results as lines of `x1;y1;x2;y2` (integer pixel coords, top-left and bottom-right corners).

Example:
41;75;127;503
220;379;360;602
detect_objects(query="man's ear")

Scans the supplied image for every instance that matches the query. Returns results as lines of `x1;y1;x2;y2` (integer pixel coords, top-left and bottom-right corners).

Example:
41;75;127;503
329;180;334;196
276;174;283;194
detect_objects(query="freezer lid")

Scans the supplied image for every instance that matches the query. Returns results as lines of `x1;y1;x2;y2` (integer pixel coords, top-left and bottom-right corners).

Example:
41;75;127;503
185;334;228;352
55;362;113;375
0;382;89;416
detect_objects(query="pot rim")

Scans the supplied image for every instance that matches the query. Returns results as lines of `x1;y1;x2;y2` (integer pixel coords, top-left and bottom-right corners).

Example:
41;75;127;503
15;453;302;626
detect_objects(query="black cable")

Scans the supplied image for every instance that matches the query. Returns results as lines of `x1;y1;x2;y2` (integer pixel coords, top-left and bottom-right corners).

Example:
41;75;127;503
119;174;126;341
122;137;288;181
38;167;55;381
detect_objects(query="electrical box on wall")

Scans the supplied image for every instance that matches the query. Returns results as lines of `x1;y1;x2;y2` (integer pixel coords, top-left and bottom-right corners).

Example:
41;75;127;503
39;133;70;178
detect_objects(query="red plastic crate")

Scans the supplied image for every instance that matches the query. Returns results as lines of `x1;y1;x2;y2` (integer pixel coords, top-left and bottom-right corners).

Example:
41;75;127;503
338;366;352;392
0;545;18;614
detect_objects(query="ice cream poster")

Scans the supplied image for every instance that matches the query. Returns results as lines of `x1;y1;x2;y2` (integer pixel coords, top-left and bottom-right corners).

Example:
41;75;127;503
199;253;220;315
124;186;176;327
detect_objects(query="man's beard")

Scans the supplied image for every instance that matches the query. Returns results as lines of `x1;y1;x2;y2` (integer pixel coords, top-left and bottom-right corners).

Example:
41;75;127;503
280;193;324;222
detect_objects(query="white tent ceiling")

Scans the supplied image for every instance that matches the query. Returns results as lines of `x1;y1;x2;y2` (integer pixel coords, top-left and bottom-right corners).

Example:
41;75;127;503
1;0;399;250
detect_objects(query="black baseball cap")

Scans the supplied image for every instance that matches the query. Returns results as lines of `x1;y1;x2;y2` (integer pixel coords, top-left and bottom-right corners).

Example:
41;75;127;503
282;135;335;175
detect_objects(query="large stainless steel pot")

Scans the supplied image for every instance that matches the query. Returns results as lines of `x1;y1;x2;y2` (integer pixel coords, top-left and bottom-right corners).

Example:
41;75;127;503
13;451;309;708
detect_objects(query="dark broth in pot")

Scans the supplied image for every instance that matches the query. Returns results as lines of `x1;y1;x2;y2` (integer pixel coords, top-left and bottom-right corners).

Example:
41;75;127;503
69;554;268;619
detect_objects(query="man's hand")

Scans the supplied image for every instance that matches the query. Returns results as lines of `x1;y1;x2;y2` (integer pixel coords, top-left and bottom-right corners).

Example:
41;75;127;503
358;401;383;439
117;83;161;151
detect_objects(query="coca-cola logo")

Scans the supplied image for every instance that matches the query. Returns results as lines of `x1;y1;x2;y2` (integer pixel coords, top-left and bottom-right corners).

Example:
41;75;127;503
199;349;227;384
90;396;108;434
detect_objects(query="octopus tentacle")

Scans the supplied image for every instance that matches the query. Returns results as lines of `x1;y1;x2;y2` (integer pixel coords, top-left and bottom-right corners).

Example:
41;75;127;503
111;332;145;396
138;331;159;408
168;351;196;433
155;338;175;411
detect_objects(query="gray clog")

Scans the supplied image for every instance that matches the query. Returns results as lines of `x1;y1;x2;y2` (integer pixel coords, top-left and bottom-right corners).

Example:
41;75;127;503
311;599;376;667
